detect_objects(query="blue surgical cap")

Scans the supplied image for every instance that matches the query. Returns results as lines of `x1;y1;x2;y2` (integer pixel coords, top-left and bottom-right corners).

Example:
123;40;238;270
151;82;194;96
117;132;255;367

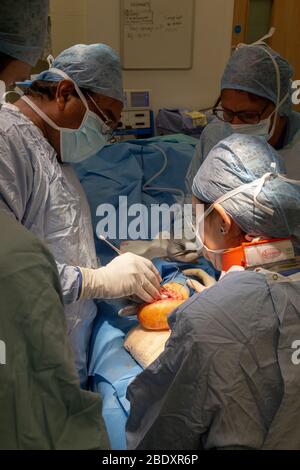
221;44;294;116
35;44;124;103
192;134;300;240
0;0;49;66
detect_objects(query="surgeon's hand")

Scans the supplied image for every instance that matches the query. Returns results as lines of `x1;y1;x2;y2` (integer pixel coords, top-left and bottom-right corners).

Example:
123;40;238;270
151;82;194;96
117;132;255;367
79;253;162;303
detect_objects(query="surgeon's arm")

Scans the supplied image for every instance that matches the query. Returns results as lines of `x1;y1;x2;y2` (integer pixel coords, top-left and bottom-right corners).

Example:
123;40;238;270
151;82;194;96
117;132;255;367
54;261;83;304
0;134;79;305
0;132;161;304
58;251;162;305
0;131;33;221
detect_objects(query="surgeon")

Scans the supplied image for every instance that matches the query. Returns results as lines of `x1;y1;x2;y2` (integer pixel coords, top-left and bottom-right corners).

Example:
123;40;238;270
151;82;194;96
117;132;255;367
126;134;300;450
0;43;162;386
186;35;300;189
0;0;110;449
0;0;49;89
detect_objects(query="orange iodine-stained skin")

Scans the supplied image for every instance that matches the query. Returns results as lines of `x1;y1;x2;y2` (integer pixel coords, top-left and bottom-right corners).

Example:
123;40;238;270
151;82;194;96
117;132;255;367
137;282;189;331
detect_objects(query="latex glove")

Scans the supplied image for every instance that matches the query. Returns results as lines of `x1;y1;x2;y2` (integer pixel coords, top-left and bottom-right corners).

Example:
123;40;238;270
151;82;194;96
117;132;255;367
79;253;162;303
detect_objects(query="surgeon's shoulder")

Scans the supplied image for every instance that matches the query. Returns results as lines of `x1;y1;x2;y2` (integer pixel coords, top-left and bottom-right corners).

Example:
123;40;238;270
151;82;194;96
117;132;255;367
0;103;39;144
170;269;268;329
201;118;229;141
198;118;231;159
0;104;22;130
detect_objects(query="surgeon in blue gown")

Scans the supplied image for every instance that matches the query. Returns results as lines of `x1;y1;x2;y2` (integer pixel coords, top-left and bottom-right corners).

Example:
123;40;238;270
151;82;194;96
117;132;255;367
0;44;162;387
126;134;300;450
186;39;300;190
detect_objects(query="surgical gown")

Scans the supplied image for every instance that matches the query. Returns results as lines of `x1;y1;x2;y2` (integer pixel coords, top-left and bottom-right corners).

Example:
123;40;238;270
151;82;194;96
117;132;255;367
0;211;109;449
0;103;98;386
126;268;300;450
186;111;300;192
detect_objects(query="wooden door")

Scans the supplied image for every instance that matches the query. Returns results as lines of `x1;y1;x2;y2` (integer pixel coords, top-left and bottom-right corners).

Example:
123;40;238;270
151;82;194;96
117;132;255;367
232;0;249;48
269;0;300;111
232;0;300;111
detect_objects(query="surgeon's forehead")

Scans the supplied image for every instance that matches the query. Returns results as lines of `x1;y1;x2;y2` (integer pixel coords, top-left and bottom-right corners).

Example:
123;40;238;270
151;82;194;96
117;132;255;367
221;89;270;110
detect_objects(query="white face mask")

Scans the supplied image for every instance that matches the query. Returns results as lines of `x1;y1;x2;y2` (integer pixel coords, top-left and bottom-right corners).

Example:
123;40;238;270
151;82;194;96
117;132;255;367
189;172;280;271
20;68;112;163
228;90;289;141
191;204;230;271
229;115;273;139
201;245;225;272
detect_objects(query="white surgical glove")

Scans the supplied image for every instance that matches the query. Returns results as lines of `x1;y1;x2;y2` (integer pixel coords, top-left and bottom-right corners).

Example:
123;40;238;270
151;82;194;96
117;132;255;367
79;252;162;303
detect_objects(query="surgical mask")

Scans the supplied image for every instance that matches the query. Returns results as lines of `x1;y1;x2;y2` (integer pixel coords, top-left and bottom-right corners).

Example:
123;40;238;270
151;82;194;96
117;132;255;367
229;115;273;139
191;208;229;271
20;68;111;163
229;92;288;141
189;172;280;271
201;244;225;272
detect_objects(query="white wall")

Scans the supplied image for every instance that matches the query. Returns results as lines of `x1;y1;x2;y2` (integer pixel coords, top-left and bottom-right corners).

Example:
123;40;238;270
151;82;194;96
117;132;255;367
50;0;87;53
50;0;234;113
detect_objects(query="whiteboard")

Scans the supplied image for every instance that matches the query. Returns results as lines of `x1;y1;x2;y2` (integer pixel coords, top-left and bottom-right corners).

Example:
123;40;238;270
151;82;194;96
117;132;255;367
121;0;195;70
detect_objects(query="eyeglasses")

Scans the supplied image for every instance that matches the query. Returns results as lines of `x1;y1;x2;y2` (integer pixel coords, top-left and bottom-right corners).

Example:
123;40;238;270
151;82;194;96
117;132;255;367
213;102;270;125
86;93;118;139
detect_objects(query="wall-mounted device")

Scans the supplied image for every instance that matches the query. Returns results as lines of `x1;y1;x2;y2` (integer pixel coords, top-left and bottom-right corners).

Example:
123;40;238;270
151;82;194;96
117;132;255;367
119;110;151;130
114;89;154;140
123;89;151;110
